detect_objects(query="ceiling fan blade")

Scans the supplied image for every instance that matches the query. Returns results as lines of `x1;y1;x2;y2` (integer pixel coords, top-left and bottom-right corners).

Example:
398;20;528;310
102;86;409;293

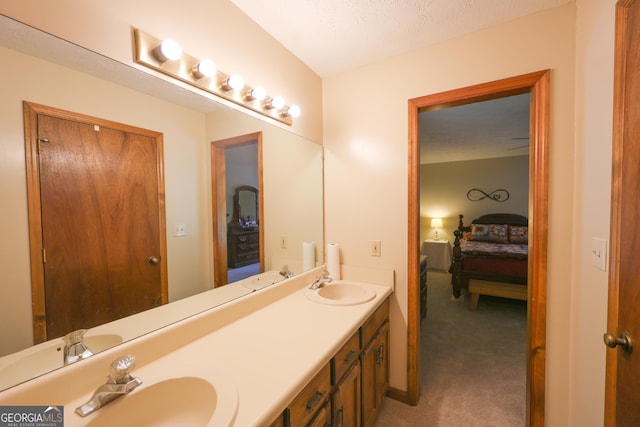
507;144;530;151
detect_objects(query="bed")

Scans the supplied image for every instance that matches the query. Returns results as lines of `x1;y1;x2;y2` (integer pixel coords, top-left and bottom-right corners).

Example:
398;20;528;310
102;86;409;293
449;213;529;311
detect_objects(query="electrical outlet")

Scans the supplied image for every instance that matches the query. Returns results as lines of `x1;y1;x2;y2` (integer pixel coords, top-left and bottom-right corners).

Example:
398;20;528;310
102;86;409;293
280;236;287;249
371;240;381;257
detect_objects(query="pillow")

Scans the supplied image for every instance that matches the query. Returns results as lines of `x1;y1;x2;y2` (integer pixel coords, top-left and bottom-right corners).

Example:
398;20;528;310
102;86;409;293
509;226;528;244
469;223;509;243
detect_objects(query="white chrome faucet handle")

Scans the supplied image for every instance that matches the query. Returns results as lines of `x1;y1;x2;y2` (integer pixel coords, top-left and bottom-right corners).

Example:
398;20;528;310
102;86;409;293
109;355;136;384
63;329;87;346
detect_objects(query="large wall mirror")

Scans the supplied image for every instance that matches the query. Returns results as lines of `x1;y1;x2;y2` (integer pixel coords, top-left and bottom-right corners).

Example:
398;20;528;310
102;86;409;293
0;15;323;390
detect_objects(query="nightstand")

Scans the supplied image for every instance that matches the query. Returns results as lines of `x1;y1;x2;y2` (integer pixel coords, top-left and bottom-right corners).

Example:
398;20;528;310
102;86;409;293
420;239;452;271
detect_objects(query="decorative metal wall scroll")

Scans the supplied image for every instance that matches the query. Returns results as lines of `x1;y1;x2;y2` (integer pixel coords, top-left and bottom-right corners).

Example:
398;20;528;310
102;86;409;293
466;188;510;202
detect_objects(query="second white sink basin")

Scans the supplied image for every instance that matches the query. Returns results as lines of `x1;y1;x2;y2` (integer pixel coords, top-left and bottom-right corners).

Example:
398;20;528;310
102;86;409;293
305;281;376;306
242;270;284;291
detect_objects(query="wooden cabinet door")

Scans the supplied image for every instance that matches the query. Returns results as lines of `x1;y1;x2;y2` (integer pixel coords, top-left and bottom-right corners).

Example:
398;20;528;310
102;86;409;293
375;322;390;404
361;334;378;427
333;362;361;427
361;321;390;427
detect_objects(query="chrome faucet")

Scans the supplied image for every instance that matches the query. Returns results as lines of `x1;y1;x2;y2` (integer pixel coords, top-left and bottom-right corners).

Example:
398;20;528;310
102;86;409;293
75;355;143;417
279;265;294;279
63;329;93;365
309;270;333;290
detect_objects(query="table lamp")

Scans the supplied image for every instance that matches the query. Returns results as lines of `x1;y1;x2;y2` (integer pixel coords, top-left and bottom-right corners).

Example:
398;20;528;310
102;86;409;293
431;218;443;240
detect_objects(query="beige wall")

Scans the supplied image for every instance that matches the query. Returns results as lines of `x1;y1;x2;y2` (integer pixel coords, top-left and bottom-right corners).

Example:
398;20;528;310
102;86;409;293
0;0;323;143
570;0;614;425
323;4;576;424
420;156;529;243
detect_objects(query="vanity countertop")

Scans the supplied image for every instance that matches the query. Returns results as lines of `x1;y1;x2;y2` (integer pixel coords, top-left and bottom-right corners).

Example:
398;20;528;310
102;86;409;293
0;267;393;426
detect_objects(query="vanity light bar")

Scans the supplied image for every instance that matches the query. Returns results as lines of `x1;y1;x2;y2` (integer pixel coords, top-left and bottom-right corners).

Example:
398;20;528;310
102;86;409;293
133;28;298;126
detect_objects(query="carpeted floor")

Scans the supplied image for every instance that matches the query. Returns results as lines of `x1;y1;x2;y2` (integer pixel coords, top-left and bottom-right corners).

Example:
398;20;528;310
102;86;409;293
373;271;527;427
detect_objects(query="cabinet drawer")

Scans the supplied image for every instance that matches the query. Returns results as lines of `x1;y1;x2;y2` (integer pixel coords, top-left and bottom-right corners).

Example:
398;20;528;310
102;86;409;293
361;299;389;346
307;401;330;427
239;252;259;262
287;364;331;426
332;331;360;384
237;243;259;254
235;233;259;244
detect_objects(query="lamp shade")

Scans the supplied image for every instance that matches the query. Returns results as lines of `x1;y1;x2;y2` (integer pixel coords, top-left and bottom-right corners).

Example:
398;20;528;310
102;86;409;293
431;218;443;228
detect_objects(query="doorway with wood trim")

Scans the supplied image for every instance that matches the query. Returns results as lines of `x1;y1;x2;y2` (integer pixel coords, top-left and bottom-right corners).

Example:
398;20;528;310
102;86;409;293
23;102;168;343
407;71;549;425
211;132;264;288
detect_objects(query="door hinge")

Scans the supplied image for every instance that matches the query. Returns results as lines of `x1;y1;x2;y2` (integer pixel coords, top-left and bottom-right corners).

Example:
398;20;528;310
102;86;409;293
42;247;46;263
37;138;49;154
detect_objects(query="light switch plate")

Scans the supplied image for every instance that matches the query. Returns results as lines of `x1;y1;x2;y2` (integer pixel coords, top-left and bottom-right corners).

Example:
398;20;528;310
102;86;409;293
174;223;186;237
371;240;381;257
591;238;607;271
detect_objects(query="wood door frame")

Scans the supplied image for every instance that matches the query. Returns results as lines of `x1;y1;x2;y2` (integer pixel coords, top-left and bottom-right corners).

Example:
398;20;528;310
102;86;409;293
23;101;168;343
605;1;637;424
211;132;264;288
406;70;549;426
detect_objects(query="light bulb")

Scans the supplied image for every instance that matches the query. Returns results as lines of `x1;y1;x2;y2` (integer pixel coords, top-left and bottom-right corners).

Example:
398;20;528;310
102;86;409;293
192;59;216;79
288;105;301;118
272;96;285;109
157;39;182;62
227;74;245;91
249;86;267;101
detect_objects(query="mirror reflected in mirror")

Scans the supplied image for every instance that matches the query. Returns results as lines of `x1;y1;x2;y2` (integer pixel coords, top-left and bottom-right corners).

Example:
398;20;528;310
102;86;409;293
0;15;323;391
228;185;260;283
235;186;259;226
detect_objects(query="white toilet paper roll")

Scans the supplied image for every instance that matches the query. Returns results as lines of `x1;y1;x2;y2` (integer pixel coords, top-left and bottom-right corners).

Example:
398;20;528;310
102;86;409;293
327;243;340;280
302;241;316;271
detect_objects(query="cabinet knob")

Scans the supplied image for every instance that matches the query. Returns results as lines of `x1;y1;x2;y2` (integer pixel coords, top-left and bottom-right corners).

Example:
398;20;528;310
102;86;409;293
343;349;356;364
305;391;324;413
376;344;385;365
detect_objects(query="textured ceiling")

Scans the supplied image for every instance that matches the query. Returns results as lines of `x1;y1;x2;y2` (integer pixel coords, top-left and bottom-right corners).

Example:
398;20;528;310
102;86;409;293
230;0;572;77
230;1;554;163
420;93;530;164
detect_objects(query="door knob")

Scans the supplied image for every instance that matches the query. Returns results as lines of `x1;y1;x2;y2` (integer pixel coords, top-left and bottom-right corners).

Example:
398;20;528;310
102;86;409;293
603;332;633;354
148;256;160;265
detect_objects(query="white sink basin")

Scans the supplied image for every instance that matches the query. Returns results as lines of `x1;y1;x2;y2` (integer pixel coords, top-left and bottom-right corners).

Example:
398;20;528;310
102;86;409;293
305;281;376;306
84;373;238;427
242;270;284;291
0;334;122;389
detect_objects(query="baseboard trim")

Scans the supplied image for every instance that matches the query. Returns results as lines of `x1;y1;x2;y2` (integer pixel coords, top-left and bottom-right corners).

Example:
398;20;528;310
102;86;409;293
385;386;414;406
